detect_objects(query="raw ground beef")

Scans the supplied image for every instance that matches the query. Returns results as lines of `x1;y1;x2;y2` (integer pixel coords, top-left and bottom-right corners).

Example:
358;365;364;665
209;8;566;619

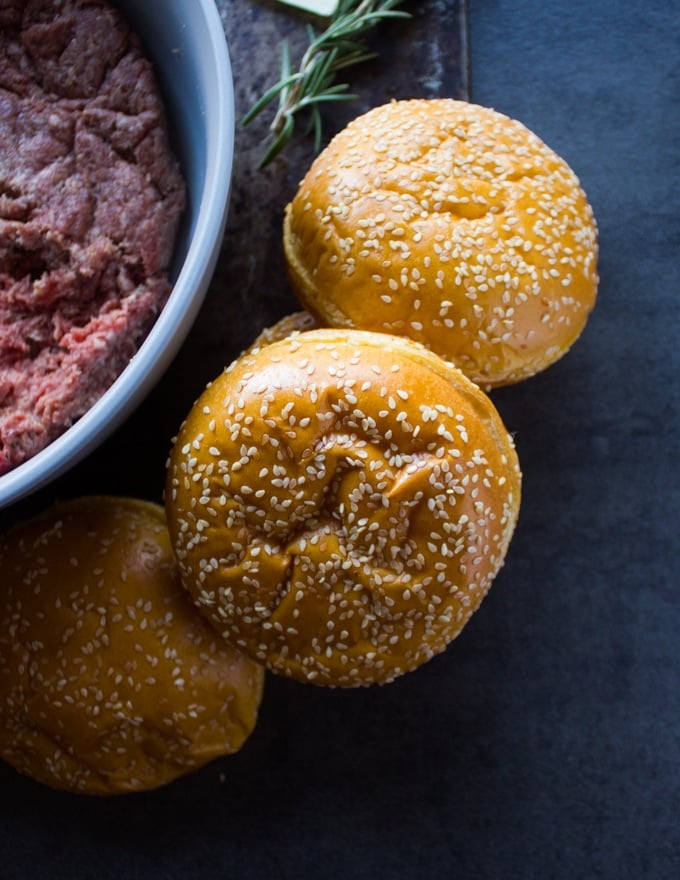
0;0;186;475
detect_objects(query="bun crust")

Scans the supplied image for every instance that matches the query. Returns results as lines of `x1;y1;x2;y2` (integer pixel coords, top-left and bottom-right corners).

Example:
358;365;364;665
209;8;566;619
166;329;521;687
0;497;264;794
283;99;598;387
249;310;318;351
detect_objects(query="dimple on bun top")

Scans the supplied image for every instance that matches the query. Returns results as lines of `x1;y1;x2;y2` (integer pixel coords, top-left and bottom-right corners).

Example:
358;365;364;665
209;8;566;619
166;328;521;687
0;497;264;795
283;99;598;387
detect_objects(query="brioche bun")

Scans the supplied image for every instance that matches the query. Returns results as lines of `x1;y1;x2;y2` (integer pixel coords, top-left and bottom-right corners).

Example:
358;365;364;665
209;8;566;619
249;310;318;351
166;328;521;687
0;497;264;795
283;99;598;387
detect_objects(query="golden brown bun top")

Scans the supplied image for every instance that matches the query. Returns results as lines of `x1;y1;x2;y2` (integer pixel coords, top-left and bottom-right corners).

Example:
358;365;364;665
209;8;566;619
283;99;598;387
166;328;521;687
0;496;264;795
248;310;319;352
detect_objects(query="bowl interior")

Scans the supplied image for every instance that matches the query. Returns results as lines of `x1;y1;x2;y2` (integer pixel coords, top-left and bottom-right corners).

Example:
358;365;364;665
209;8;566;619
0;0;234;510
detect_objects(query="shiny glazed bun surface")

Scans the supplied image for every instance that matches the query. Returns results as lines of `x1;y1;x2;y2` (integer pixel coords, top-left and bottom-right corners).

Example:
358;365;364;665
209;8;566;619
249;310;319;351
283;99;598;387
166;329;521;687
0;497;264;795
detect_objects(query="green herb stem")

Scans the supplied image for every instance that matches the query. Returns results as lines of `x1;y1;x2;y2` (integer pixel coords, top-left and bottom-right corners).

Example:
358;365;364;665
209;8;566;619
243;0;411;167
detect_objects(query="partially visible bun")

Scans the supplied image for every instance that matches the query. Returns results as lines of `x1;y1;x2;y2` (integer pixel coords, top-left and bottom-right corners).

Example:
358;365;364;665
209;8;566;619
283;99;598;387
0;497;264;795
249;310;318;352
166;328;521;687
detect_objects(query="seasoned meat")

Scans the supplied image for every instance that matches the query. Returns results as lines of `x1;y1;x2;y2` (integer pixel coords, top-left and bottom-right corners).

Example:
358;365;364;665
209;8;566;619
0;0;185;474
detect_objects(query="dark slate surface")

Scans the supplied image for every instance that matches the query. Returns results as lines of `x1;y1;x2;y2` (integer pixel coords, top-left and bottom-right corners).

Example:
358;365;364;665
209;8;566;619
1;0;679;878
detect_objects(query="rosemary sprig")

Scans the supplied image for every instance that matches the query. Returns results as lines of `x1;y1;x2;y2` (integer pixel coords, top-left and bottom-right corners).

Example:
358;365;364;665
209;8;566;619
242;0;411;167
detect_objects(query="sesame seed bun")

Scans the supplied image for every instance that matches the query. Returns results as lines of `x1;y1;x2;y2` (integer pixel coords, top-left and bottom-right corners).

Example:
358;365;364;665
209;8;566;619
166;328;521;687
283;99;598;387
249;310;319;352
0;496;264;795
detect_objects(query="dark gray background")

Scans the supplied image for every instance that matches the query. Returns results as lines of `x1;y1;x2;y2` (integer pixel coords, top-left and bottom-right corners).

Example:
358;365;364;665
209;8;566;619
0;1;678;878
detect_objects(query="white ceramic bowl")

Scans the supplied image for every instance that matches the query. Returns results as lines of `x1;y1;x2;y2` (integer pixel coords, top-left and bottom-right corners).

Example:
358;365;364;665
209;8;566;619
0;0;234;509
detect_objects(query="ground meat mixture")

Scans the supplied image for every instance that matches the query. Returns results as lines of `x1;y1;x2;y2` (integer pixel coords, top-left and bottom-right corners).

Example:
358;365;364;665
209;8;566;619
0;0;186;475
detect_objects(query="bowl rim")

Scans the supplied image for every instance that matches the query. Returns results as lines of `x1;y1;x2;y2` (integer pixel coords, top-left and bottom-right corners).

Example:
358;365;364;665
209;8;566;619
0;0;234;510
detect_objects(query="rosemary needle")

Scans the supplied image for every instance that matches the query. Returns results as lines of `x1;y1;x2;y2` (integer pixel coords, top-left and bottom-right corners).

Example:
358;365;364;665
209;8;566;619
242;0;411;167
